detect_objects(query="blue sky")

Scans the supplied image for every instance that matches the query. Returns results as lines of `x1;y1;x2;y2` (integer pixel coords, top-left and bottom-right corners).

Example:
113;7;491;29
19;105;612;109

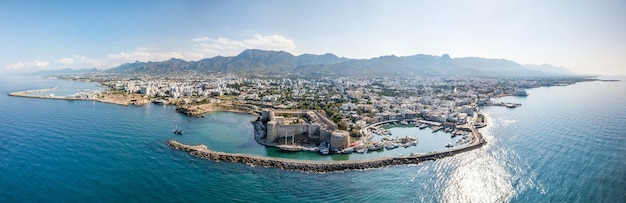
1;0;624;75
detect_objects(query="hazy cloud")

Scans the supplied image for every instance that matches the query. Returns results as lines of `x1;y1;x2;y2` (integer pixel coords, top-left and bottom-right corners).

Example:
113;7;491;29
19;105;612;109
4;34;297;72
191;34;297;58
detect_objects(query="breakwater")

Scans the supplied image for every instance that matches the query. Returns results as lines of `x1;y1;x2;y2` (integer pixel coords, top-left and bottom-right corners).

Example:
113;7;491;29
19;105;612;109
8;88;92;101
168;127;486;172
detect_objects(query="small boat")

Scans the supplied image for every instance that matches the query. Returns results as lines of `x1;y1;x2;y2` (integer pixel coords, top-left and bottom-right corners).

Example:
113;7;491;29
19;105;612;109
419;124;428;129
445;142;454;148
319;141;330;155
368;144;384;151
355;148;368;154
319;146;330;155
384;143;398;150
341;147;354;154
173;125;183;135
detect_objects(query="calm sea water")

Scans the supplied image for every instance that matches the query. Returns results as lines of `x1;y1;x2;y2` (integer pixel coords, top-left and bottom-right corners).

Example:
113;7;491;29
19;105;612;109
0;75;624;202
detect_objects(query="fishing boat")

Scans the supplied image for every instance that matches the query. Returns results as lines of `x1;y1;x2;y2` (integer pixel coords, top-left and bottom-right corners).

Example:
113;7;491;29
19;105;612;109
319;146;330;155
341;147;354;154
318;141;330;155
367;143;384;151
384;143;398;150
173;125;183;135
355;148;368;154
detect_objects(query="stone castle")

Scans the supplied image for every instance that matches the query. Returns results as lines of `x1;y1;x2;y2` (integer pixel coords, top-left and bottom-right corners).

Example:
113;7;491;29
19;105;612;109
261;110;350;150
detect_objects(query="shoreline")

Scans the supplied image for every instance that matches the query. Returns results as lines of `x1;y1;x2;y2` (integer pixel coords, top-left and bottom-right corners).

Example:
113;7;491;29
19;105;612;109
10;87;489;172
168;124;486;172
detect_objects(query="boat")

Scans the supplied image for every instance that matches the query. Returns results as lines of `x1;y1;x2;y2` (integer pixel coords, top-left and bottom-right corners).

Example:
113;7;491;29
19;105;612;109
319;146;330;155
303;147;319;152
384;143;398;150
318;141;330;155
355;148;368;154
367;144;384;151
418;124;428;129
279;145;303;152
445;142;454;148
173;125;183;135
341;147;354;154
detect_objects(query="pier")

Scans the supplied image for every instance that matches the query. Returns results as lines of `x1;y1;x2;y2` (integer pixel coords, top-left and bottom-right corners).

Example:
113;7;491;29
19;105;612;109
168;124;486;172
8;88;95;101
484;101;522;108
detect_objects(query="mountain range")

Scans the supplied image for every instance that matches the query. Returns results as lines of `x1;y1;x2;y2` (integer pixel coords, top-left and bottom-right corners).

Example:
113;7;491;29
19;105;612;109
86;49;581;77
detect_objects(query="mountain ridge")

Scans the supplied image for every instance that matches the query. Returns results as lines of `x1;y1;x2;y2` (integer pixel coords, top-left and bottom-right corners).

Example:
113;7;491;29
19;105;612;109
106;49;577;77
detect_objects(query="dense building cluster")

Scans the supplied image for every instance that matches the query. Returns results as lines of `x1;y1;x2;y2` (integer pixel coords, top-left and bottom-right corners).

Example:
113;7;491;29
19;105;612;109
60;73;585;137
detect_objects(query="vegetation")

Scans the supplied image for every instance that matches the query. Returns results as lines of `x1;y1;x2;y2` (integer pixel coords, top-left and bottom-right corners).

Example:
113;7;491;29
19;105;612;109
189;98;211;105
337;120;348;130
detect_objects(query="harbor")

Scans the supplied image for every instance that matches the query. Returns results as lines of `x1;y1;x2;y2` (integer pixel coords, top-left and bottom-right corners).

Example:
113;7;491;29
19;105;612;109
167;122;486;172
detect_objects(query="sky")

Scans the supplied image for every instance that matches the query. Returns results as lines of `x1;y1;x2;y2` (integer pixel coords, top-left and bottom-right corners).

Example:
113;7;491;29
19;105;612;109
1;0;624;75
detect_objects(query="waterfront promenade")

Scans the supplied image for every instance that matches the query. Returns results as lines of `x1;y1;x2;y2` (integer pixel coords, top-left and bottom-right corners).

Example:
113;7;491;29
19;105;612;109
168;125;486;172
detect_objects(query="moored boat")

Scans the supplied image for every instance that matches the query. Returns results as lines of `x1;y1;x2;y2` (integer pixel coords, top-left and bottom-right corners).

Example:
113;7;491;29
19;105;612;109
341;147;354;154
384;143;398;150
279;145;303;152
367;144;384;151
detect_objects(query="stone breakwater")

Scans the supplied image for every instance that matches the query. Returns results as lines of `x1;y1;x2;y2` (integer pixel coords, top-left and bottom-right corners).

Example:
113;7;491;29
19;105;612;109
168;129;486;172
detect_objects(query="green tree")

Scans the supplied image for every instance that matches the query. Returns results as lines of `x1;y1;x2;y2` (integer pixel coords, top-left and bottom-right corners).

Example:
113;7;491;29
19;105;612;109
338;120;348;130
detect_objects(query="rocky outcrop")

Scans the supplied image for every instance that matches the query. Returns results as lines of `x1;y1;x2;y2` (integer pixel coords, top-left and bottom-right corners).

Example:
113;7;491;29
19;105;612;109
176;102;261;117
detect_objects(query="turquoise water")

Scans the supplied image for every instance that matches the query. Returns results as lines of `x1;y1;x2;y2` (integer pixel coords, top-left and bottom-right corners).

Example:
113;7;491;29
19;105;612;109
1;75;624;202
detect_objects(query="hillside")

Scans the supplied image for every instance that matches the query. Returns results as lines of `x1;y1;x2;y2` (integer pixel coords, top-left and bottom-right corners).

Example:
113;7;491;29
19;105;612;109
107;49;576;77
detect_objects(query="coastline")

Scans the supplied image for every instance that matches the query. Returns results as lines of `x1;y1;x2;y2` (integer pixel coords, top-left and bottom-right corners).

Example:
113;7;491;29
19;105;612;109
10;87;490;172
167;123;486;172
8;88;149;106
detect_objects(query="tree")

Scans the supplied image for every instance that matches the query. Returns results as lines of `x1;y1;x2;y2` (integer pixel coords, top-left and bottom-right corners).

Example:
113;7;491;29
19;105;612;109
338;120;348;131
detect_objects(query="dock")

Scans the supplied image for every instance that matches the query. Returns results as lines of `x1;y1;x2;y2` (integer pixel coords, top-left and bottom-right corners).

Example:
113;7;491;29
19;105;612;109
8;88;95;101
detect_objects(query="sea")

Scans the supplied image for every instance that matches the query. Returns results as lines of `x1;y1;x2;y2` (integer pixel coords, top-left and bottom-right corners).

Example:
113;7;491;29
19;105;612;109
0;75;624;202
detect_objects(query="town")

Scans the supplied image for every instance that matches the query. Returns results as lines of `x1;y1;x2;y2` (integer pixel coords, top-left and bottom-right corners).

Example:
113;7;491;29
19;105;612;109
44;73;588;154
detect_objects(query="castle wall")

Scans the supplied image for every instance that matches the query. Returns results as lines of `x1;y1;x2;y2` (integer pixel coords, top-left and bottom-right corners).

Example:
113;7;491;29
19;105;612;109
266;124;310;143
263;110;340;144
315;111;338;130
330;130;350;150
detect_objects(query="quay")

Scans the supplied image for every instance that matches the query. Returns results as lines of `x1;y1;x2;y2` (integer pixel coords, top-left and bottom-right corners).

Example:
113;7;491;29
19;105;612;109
167;125;486;173
8;88;149;106
8;88;94;101
483;101;522;108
